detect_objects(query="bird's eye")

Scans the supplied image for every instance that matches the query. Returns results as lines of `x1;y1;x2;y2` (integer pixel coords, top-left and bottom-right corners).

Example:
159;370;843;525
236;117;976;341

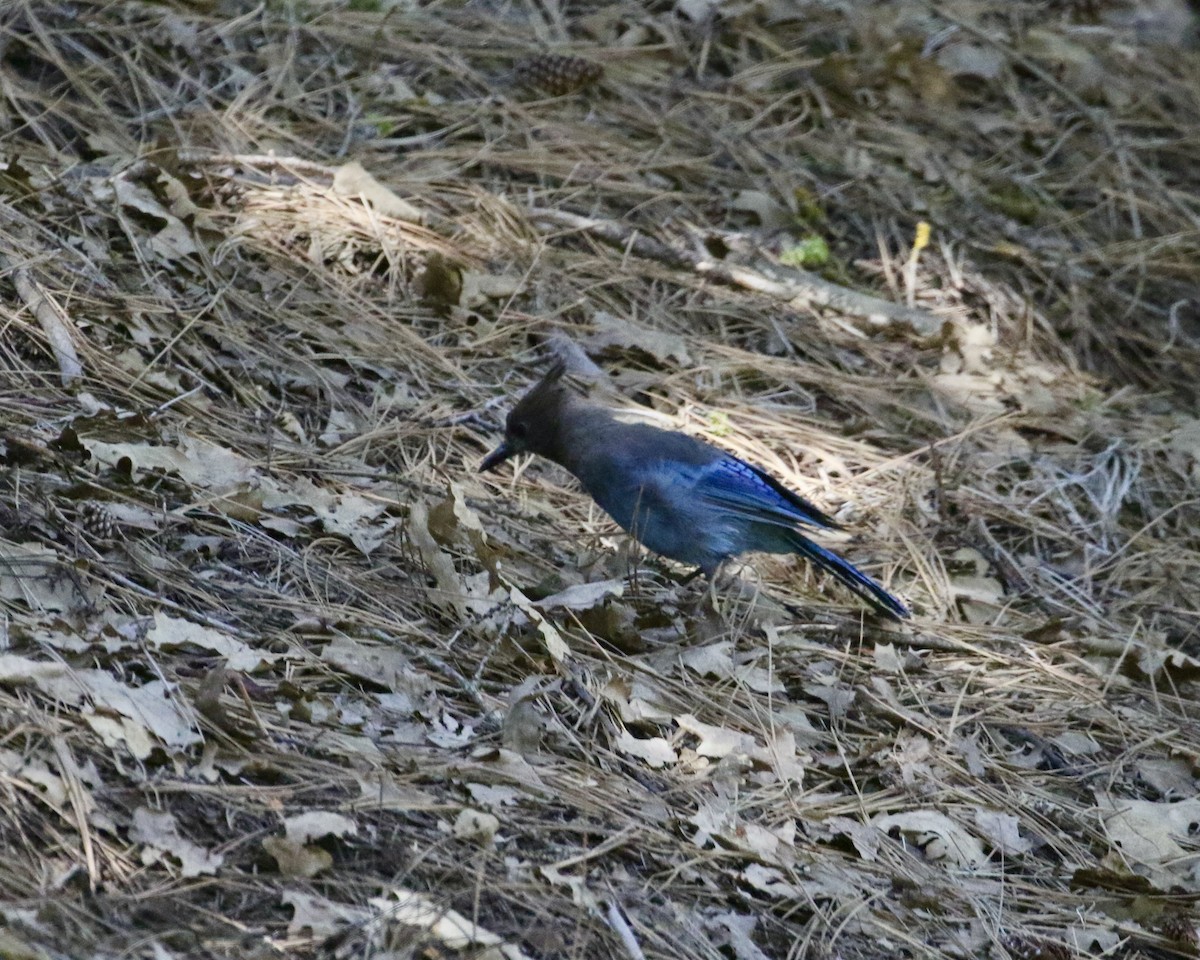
509;421;528;441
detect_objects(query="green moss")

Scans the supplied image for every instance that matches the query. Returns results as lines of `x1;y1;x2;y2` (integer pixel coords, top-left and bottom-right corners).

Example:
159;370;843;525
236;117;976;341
780;234;831;268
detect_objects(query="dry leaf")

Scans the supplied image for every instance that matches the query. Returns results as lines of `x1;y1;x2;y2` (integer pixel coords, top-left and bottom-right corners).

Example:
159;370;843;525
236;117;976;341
460;269;525;307
263;836;333;878
730;190;793;230
510;587;571;662
0;657;201;759
536;579;625;610
466;783;522;809
132;807;224;877
614;729;677;768
1099;796;1200;890
147;611;281;671
284;811;358;844
282;890;368;938
331;160;424;223
0;541;95;613
583;311;693;367
973;809;1033;856
453;808;500;844
368;888;533;957
873;810;986;867
823;816;882;861
320;635;427;694
706;912;772;960
675;714;754;759
112;177;199;260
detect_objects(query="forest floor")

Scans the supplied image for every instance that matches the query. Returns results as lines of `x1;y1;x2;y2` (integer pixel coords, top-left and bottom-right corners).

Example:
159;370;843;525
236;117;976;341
1;1;1199;958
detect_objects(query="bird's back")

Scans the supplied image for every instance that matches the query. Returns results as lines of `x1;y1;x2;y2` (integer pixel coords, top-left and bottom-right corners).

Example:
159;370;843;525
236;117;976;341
553;406;836;574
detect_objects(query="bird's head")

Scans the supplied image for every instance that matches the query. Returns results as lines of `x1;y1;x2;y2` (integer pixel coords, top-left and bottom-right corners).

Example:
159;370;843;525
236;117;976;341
479;362;573;472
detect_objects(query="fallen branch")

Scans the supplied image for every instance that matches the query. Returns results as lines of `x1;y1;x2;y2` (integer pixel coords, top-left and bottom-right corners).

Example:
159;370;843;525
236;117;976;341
0;251;83;385
528;207;945;337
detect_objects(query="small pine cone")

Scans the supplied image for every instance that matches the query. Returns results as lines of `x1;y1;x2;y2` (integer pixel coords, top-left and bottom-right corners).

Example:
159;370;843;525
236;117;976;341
1002;934;1074;960
1159;913;1199;947
79;501;116;541
515;54;603;96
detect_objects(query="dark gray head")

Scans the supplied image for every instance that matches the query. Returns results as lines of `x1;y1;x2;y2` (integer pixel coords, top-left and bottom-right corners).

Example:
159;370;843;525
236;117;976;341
479;363;576;472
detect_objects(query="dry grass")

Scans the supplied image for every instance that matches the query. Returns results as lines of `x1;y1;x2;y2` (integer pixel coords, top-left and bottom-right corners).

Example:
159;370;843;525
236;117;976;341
1;0;1199;957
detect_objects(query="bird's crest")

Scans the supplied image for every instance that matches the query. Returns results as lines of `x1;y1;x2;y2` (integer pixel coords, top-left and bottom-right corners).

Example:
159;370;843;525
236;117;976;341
512;360;591;415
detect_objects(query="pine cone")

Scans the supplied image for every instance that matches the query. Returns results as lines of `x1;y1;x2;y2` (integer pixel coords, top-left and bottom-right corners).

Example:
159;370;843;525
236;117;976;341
1159;913;1199;948
79;501;116;541
515;54;603;96
1002;934;1074;960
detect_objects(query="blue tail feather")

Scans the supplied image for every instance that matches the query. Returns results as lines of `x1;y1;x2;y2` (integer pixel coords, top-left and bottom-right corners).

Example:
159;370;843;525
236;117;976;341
784;531;909;619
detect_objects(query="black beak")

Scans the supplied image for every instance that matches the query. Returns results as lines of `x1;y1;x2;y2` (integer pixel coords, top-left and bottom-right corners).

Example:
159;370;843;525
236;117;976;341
479;441;514;473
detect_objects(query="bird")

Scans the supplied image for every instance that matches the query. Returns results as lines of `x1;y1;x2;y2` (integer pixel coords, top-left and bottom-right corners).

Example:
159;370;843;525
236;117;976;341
479;363;909;619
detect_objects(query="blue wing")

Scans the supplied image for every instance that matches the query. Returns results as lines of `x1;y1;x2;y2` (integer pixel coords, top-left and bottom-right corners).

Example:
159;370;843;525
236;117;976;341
694;455;840;530
694;455;909;619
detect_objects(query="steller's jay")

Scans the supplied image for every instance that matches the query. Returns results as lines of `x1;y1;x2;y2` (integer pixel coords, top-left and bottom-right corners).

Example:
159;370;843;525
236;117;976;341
480;364;909;619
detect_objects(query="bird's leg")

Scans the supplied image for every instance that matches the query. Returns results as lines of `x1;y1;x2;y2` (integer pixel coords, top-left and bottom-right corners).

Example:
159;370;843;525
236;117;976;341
679;567;704;585
700;562;725;616
622;540;643;595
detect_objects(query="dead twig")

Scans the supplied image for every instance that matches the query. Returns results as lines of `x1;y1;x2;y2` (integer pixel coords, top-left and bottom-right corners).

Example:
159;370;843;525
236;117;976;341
0;251;83;385
528;207;945;336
